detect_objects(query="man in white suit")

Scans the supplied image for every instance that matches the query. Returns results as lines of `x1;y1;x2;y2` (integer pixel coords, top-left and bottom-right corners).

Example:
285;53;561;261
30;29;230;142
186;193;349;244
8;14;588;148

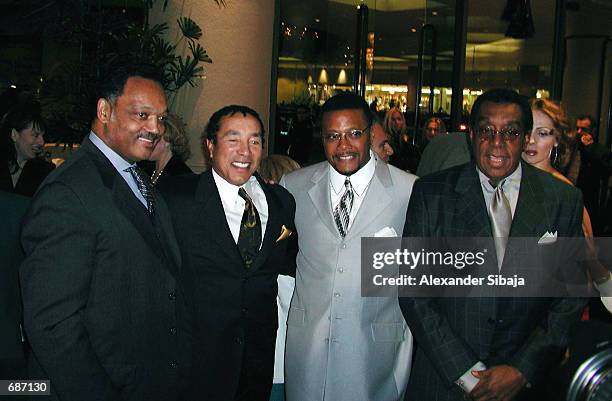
281;93;417;401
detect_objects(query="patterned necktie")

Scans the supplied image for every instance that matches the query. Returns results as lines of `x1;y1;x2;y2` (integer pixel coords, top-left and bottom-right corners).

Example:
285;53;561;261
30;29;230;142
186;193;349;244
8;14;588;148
333;178;354;238
488;180;512;270
126;166;155;215
237;187;262;268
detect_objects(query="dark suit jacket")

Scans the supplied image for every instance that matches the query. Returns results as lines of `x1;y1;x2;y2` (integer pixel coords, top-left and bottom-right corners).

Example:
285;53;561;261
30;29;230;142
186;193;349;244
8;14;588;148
400;161;586;401
0;191;29;380
159;170;297;401
0;157;55;197
20;138;191;401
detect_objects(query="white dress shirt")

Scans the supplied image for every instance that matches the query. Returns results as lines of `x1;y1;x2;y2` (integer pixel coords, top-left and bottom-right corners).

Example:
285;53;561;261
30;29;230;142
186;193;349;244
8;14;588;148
477;162;522;218
329;150;376;231
89;131;147;208
212;168;268;247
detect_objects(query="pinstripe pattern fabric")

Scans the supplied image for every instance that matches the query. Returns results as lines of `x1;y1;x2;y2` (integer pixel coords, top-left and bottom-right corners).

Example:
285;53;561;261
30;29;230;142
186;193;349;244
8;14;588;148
400;161;586;401
333;178;353;238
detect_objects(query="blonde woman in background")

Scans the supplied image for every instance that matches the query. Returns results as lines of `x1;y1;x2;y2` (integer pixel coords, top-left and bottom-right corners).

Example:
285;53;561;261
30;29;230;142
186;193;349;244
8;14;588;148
140;112;192;184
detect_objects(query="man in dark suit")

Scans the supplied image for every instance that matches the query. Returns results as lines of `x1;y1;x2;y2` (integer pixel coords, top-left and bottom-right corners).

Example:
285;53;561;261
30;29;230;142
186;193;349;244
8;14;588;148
159;105;297;401
20;65;190;401
400;89;586;401
0;191;29;382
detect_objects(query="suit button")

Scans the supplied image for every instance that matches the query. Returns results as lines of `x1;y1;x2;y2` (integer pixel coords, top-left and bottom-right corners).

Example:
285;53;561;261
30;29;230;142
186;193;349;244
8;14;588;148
170;360;178;369
169;327;177;335
334;292;341;298
487;317;496;325
338;267;344;273
341;244;347;249
168;291;176;300
236;337;243;345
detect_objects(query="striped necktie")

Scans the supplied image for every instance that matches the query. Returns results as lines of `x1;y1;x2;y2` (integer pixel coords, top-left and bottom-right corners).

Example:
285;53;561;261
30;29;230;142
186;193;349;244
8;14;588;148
333;178;354;238
126;166;155;215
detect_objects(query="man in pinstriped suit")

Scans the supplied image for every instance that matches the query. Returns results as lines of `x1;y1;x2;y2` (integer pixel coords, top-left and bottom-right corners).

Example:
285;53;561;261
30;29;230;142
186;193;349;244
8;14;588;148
400;89;586;401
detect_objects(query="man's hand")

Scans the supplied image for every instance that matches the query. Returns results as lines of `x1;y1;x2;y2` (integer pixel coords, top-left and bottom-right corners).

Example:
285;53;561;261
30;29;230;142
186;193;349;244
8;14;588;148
469;365;526;401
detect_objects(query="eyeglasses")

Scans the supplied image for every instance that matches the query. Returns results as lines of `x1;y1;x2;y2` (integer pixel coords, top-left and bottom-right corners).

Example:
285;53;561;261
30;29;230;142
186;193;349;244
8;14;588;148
323;126;370;143
476;125;522;142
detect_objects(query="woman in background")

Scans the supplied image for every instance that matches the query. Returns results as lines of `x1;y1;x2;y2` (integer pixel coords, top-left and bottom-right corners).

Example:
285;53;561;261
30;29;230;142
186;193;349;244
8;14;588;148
384;108;419;173
0;102;54;197
140;112;192;184
522;98;610;316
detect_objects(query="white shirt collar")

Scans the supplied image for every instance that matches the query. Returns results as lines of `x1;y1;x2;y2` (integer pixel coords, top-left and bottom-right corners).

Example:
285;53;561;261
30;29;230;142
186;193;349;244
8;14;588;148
212;167;258;204
476;162;522;191
329;150;376;198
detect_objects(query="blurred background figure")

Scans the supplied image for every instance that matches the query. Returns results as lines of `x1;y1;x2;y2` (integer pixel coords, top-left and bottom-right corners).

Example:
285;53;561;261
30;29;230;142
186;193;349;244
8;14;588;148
0;102;55;197
139;112;192;184
258;153;301;401
370;114;394;163
259;154;300;183
287;105;314;166
574;114;610;235
385;107;419;173
522;98;611;323
420;117;447;150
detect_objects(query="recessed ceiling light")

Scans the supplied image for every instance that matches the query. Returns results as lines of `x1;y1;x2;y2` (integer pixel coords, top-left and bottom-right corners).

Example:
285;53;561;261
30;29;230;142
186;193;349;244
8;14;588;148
432;11;438;16
315;18;320;23
410;28;417;33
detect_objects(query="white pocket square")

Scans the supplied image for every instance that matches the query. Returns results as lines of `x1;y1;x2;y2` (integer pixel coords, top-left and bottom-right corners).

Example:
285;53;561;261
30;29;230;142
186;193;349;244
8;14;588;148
538;231;557;244
373;227;398;238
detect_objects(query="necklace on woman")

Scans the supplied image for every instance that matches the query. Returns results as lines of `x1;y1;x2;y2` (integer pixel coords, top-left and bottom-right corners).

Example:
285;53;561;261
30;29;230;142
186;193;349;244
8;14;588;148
151;168;164;185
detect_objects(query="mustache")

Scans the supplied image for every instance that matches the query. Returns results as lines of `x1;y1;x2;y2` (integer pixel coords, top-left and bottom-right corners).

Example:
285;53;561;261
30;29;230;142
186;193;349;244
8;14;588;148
137;132;160;142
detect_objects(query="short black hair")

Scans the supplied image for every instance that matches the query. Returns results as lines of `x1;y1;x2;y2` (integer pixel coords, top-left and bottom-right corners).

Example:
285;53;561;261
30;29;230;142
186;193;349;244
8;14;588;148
470;88;532;133
97;63;164;105
204;105;265;143
320;92;372;128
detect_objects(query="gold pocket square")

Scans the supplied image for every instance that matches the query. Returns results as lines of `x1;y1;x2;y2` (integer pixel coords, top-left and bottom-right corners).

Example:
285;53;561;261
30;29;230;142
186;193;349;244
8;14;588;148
276;225;293;242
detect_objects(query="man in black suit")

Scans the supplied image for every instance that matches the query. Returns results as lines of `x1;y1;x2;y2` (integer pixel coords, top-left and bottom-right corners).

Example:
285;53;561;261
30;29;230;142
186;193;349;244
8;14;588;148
159;105;297;401
0;191;28;382
400;89;586;401
20;65;190;401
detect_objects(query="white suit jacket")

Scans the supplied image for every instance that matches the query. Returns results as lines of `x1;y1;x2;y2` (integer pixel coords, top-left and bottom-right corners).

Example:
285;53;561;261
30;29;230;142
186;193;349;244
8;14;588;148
281;159;417;401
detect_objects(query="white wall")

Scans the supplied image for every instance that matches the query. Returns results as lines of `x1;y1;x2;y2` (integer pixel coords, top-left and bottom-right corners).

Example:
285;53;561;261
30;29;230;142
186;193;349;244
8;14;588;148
151;0;276;171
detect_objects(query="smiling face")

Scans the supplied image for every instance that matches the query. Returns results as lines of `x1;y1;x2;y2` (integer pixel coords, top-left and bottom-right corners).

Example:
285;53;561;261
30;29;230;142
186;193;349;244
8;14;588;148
207;113;263;186
522;109;557;171
97;76;167;163
322;109;371;175
12;122;45;162
470;101;526;182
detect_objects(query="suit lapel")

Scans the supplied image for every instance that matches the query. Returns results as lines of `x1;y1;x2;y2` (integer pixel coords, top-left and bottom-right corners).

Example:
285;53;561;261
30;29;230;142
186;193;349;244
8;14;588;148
345;160;392;239
195;170;245;268
308;163;340;238
82;139;172;269
249;174;280;271
509;162;547;237
454;162;491;237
